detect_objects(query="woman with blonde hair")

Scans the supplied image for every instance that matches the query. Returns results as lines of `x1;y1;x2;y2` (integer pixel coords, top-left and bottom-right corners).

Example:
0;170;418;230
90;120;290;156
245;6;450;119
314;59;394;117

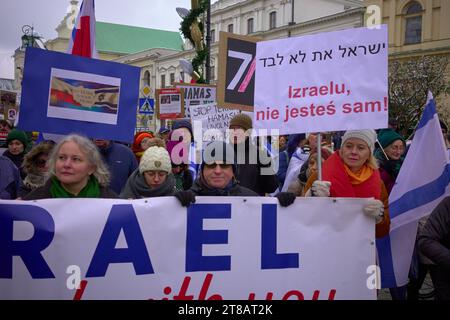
24;134;117;200
303;129;390;239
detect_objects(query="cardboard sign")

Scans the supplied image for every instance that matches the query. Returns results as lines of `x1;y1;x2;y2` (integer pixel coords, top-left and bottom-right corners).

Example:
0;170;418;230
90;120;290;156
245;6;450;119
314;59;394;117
174;83;216;118
155;88;184;119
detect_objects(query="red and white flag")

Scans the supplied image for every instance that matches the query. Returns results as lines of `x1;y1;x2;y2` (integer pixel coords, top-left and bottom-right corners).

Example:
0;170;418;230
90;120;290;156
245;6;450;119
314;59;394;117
67;0;98;58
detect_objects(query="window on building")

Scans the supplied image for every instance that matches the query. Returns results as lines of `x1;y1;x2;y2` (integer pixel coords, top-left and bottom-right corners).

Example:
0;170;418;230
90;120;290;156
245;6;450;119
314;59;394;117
269;11;277;30
404;1;423;45
180;71;185;83
161;74;166;88
247;18;254;34
210;66;215;81
170;73;175;85
228;24;234;33
143;70;150;86
210;29;215;43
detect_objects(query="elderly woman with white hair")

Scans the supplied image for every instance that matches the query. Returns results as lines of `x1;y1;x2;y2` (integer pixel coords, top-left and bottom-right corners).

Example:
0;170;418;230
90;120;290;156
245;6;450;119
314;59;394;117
303;129;390;239
23;134;117;200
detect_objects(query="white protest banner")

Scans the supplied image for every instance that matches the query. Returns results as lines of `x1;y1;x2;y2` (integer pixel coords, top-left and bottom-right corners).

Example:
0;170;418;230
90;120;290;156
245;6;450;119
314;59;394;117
0;197;376;300
254;26;388;135
175;83;216;118
190;103;241;142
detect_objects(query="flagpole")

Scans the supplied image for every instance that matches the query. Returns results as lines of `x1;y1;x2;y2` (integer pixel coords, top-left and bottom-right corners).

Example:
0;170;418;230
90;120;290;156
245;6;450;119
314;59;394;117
317;133;322;180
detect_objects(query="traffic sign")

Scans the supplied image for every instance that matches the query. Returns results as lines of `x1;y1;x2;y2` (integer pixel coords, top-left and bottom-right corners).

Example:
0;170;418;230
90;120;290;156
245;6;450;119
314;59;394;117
139;98;154;115
141;85;152;97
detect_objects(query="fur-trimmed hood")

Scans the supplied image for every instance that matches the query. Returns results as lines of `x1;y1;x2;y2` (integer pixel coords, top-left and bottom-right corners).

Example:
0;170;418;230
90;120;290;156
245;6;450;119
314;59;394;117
22;142;54;175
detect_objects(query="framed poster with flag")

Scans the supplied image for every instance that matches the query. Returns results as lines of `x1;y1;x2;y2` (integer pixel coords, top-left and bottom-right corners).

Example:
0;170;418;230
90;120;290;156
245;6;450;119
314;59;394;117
18;47;140;142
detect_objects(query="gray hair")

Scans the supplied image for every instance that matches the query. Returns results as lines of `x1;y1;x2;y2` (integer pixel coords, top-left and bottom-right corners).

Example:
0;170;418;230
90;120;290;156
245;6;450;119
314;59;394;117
47;134;111;187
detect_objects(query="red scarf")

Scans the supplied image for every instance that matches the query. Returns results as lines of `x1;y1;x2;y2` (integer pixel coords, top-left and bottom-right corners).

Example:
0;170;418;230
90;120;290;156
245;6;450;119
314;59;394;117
322;152;381;199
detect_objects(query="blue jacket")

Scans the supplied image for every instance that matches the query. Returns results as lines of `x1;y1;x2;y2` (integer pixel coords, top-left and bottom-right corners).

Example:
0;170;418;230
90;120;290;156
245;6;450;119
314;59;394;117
99;142;138;194
0;155;22;199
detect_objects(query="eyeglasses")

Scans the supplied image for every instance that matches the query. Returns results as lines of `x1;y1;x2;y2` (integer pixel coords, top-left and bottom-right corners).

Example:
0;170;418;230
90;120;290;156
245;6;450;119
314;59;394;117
204;163;232;169
35;159;47;168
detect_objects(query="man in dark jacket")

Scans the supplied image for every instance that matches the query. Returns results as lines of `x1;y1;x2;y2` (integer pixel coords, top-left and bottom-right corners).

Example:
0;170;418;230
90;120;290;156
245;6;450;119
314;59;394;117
94;139;138;194
228;113;279;196
418;196;450;300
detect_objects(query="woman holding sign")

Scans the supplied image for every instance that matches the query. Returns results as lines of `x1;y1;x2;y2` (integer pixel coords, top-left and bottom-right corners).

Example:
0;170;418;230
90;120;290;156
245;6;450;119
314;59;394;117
303;129;390;239
24;134;117;200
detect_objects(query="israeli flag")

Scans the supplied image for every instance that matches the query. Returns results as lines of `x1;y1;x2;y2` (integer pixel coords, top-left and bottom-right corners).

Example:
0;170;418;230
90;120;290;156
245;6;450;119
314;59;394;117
377;92;450;288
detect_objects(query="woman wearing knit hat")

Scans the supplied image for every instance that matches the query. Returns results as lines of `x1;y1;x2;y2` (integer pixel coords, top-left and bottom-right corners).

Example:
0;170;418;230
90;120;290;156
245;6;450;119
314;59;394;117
4;129;29;179
300;129;390;239
131;131;154;163
120;146;176;199
375;128;406;194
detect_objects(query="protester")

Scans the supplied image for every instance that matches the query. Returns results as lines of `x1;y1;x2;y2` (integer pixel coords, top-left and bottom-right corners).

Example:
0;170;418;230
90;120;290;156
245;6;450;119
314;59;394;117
3;129;29;179
418;196;450;300
120;146;176;199
228;113;279;196
375;129;406;194
131;131;154;162
18;141;55;198
0;155;21;199
158;126;171;144
303;129;390;238
24;134;117;200
174;141;258;206
94;138;138;194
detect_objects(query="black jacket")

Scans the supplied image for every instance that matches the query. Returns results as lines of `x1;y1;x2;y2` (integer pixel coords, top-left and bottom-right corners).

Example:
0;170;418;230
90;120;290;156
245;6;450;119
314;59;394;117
190;179;258;197
418;196;450;272
232;138;279;196
23;179;118;200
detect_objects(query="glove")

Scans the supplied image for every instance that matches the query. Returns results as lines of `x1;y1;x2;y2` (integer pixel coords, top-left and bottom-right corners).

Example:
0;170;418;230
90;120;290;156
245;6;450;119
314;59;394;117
174;190;196;207
275;192;296;207
363;199;384;223
310;180;331;197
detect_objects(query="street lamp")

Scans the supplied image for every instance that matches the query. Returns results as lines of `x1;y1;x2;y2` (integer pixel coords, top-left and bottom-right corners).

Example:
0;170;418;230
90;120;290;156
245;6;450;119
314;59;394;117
21;25;45;50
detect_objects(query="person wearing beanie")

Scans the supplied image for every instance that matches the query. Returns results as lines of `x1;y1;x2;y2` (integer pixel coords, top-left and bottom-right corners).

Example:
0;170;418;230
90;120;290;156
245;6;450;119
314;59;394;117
228;113;279;196
171;119;193;143
120;146;176;199
158;126;170;144
300;129;390;240
4;129;29;179
375;129;406;195
174;141;258;207
132;131;154;162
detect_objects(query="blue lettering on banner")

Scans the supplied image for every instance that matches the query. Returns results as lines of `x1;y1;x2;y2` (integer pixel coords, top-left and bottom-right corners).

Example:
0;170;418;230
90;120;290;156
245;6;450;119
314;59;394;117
0;204;55;279
86;204;154;277
186;204;231;272
261;204;299;269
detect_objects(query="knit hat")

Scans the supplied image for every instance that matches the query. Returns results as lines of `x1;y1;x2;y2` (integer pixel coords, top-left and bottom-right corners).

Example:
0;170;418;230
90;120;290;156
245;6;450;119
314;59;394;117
6;129;28;147
377;129;405;149
134;132;153;146
139;146;172;174
172;119;193;139
341;129;377;153
201;141;236;173
229;113;252;131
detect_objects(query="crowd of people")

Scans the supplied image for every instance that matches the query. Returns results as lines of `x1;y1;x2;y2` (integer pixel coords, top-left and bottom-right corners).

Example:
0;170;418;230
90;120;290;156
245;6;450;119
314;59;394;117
1;114;450;300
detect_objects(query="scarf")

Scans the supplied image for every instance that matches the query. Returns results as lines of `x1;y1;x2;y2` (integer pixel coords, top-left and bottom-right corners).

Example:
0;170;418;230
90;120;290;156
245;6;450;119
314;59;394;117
322;152;381;199
23;173;46;190
120;170;175;199
343;163;374;185
50;175;100;198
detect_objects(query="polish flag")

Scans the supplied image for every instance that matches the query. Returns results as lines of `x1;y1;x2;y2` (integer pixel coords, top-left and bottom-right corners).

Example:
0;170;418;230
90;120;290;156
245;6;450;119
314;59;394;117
67;0;98;58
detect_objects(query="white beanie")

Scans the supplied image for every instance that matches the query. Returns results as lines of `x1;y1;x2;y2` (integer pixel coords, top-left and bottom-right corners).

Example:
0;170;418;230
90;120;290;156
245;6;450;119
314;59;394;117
341;129;377;153
139;146;171;174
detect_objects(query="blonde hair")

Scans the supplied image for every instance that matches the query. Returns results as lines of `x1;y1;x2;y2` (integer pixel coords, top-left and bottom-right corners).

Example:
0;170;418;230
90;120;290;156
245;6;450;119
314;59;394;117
47;134;111;187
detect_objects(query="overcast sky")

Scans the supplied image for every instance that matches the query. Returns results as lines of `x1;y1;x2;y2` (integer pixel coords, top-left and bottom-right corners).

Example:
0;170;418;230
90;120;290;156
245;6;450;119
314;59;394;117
0;0;192;79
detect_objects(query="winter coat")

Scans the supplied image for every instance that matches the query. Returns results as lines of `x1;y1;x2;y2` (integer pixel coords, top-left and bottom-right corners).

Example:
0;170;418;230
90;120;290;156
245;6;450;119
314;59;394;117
418;196;450;271
3;150;26;179
23;179;118;200
190;178;258;197
120;170;176;199
0;156;21;199
233;138;279;196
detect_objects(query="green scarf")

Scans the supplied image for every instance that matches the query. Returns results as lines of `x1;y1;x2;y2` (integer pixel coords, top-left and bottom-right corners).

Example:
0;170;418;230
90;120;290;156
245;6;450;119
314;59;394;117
50;175;101;198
